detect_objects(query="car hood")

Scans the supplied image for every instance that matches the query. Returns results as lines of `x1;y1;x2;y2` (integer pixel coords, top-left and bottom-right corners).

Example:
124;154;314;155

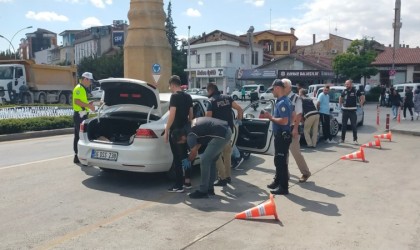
100;78;161;116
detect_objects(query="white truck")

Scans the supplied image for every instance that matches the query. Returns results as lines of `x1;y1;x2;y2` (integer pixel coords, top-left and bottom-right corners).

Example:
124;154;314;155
0;60;77;104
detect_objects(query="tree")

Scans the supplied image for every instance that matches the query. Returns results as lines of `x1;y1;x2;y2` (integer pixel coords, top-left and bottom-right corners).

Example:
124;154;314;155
78;49;124;80
0;50;18;60
333;38;379;84
165;1;187;83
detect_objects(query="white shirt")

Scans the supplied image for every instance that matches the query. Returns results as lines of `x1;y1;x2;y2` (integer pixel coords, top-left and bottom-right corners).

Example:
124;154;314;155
288;92;302;115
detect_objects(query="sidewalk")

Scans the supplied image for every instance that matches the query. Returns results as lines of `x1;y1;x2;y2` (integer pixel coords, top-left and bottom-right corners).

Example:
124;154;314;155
390;119;420;136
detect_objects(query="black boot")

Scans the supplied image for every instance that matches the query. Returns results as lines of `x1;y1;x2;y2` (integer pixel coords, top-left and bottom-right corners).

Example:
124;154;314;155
267;175;279;189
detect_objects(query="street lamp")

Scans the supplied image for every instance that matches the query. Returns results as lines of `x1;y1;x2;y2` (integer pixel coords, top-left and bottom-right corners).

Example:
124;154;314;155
10;26;32;51
188;25;191;89
0;35;16;59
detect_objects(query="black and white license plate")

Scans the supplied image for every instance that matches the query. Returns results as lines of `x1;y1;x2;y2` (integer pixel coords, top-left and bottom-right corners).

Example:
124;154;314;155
91;149;118;161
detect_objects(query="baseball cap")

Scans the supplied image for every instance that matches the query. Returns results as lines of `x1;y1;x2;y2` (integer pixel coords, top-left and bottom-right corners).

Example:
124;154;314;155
82;72;94;80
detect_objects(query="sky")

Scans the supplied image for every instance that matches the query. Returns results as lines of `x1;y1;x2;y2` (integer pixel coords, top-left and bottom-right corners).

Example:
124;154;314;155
1;0;419;54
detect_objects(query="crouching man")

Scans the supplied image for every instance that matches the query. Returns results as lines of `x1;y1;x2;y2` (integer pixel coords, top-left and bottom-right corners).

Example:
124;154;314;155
171;117;232;199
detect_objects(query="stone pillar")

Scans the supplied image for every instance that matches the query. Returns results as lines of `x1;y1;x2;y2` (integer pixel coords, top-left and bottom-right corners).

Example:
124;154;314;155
125;0;172;93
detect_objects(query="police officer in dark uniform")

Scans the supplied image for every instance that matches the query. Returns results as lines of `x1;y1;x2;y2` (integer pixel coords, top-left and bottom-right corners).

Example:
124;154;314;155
260;79;292;195
72;72;95;163
339;80;365;144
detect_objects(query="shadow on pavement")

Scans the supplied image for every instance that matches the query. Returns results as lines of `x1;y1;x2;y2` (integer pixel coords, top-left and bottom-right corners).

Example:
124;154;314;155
297;181;345;198
286;193;341;216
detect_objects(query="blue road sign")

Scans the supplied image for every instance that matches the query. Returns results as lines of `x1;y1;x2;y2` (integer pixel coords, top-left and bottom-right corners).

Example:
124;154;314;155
152;63;161;74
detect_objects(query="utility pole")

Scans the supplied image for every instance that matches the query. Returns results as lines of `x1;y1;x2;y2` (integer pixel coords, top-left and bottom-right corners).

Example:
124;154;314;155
188;25;191;89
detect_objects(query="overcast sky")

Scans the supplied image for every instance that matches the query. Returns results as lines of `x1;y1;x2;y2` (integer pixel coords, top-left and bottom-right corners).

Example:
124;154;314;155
0;0;418;53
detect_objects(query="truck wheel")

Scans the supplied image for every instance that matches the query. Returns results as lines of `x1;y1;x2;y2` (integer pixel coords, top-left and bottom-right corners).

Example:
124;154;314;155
38;93;47;104
67;93;73;105
58;94;67;104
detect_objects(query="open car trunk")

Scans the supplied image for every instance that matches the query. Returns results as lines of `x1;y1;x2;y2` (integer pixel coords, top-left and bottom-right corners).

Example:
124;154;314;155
86;112;159;145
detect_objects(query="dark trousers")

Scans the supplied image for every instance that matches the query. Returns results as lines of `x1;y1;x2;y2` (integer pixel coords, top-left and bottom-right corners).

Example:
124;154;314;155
380;95;386;106
73;112;87;154
403;103;414;118
169;130;190;187
341;110;357;141
320;113;332;141
274;132;292;191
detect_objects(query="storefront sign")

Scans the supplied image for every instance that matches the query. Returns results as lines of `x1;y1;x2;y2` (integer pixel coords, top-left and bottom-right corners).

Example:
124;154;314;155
278;70;335;79
113;32;124;47
237;69;277;79
194;68;224;78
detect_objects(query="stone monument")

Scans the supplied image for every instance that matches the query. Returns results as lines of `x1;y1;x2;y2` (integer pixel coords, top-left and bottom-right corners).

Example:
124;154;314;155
125;0;172;93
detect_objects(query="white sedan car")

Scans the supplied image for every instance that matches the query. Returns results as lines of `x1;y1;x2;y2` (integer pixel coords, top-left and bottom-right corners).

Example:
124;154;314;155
90;87;104;99
77;78;211;176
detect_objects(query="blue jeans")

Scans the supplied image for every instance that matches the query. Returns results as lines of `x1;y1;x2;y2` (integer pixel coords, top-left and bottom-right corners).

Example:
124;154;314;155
392;105;399;118
199;129;232;193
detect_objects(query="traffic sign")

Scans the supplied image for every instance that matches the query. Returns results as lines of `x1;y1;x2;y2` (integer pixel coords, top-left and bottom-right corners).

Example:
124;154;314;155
152;63;161;74
389;69;396;76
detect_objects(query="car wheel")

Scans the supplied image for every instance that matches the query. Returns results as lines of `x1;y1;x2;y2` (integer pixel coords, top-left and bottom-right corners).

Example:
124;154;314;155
330;118;340;136
232;95;238;101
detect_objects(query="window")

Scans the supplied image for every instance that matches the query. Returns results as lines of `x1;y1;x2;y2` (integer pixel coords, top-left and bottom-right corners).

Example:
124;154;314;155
229;52;233;63
276;42;281;51
205;53;212;67
283;41;289;51
196;54;200;64
241;54;245;64
252;51;259;65
215;52;222;67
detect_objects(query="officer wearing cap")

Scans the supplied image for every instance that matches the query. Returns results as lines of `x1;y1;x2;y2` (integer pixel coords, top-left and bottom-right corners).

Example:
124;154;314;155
260;78;292;195
73;72;95;164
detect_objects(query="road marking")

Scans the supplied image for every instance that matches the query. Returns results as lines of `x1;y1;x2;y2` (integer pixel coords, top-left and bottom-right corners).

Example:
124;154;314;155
38;193;172;250
0;155;73;170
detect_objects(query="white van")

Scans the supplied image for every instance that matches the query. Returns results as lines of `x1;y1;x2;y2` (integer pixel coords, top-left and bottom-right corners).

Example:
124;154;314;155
394;83;420;100
231;84;265;100
307;84;325;99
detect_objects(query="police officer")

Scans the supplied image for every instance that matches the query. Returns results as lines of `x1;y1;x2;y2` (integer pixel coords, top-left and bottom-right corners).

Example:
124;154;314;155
73;72;95;163
260;79;292;195
206;82;243;186
339;79;365;144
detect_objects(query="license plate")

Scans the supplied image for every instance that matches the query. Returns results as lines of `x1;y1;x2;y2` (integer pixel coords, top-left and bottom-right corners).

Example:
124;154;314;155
91;149;118;161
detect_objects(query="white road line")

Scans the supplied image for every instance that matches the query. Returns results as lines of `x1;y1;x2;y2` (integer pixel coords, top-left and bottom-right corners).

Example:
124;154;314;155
0;155;73;170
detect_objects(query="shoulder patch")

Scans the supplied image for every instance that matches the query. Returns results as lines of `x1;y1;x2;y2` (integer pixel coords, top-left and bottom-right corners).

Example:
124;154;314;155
281;107;286;112
76;90;80;95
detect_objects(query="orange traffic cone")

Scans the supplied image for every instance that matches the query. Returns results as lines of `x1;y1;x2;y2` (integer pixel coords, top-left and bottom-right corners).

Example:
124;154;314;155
340;147;366;162
361;138;382;149
235;194;279;221
374;131;392;141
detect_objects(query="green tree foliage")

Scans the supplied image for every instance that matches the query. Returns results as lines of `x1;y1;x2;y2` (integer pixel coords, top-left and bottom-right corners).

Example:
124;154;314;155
77;49;124;79
333;38;379;82
0;50;18;60
165;1;187;83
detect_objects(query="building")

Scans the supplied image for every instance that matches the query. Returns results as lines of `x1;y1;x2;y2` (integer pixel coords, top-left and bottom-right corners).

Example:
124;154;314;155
187;30;264;92
23;28;57;59
371;46;420;86
296;34;352;58
59;30;83;65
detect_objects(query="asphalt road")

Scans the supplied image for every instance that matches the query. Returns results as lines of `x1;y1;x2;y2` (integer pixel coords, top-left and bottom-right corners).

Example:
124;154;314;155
1;104;419;249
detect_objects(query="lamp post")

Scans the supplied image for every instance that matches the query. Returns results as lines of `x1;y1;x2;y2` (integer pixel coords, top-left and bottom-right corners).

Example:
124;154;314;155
10;26;32;51
0;35;16;59
187;25;192;89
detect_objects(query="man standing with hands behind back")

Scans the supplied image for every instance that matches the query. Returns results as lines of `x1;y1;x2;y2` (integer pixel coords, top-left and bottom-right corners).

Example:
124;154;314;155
73;72;95;164
260;79;292;195
339;80;364;144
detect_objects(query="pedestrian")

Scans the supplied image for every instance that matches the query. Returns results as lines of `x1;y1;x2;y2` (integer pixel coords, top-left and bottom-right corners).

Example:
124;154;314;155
380;85;386;107
206;82;243;186
241;87;246;101
164;75;194;193
171;117;232;199
72;72;95;164
339;80;365;144
300;89;320;148
403;87;414;121
317;85;336;144
285;80;312;183
226;86;230;95
260;79;292;195
389;88;402;120
414;89;420;120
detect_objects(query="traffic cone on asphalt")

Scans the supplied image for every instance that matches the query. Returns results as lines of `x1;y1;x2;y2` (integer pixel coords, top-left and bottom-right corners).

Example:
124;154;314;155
235;194;279;221
374;131;392;141
340;147;366;162
361;138;382;149
397;108;401;123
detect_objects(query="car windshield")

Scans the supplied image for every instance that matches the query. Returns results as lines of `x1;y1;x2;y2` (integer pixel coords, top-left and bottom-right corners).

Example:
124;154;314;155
329;89;342;103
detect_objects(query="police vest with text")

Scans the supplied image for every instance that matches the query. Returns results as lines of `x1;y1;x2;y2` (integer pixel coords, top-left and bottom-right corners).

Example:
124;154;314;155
342;87;360;111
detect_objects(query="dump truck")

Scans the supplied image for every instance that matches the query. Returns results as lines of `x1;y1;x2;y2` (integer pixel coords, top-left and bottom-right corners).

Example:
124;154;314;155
0;59;77;104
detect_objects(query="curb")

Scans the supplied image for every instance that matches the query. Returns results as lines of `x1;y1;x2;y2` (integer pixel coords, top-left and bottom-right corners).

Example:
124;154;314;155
0;128;73;142
389;128;420;137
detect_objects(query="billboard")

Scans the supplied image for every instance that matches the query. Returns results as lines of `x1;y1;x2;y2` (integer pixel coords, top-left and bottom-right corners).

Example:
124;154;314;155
113;32;124;47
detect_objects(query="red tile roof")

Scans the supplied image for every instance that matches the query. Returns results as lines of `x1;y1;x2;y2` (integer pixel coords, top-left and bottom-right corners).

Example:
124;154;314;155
372;47;420;65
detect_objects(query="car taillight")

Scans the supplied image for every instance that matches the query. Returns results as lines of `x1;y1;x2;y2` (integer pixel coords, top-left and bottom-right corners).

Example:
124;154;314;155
80;121;86;132
135;129;157;138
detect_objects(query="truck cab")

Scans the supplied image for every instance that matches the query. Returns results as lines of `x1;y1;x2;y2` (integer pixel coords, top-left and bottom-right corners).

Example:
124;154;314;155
0;64;26;103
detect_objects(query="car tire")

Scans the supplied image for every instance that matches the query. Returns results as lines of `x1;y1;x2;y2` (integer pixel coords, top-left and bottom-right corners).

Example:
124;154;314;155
330;118;340;136
232;95;239;101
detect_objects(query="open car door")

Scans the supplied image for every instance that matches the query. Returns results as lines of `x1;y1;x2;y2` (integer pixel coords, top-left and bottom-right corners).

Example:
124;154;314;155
236;99;275;156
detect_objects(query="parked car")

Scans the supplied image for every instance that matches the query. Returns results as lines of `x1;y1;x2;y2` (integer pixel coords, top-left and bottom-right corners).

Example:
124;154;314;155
307;84;325;99
394;83;420;101
184;88;201;95
260;85;298;103
231;84;265;100
90;87;103;99
316;86;364;127
78;78;252;177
